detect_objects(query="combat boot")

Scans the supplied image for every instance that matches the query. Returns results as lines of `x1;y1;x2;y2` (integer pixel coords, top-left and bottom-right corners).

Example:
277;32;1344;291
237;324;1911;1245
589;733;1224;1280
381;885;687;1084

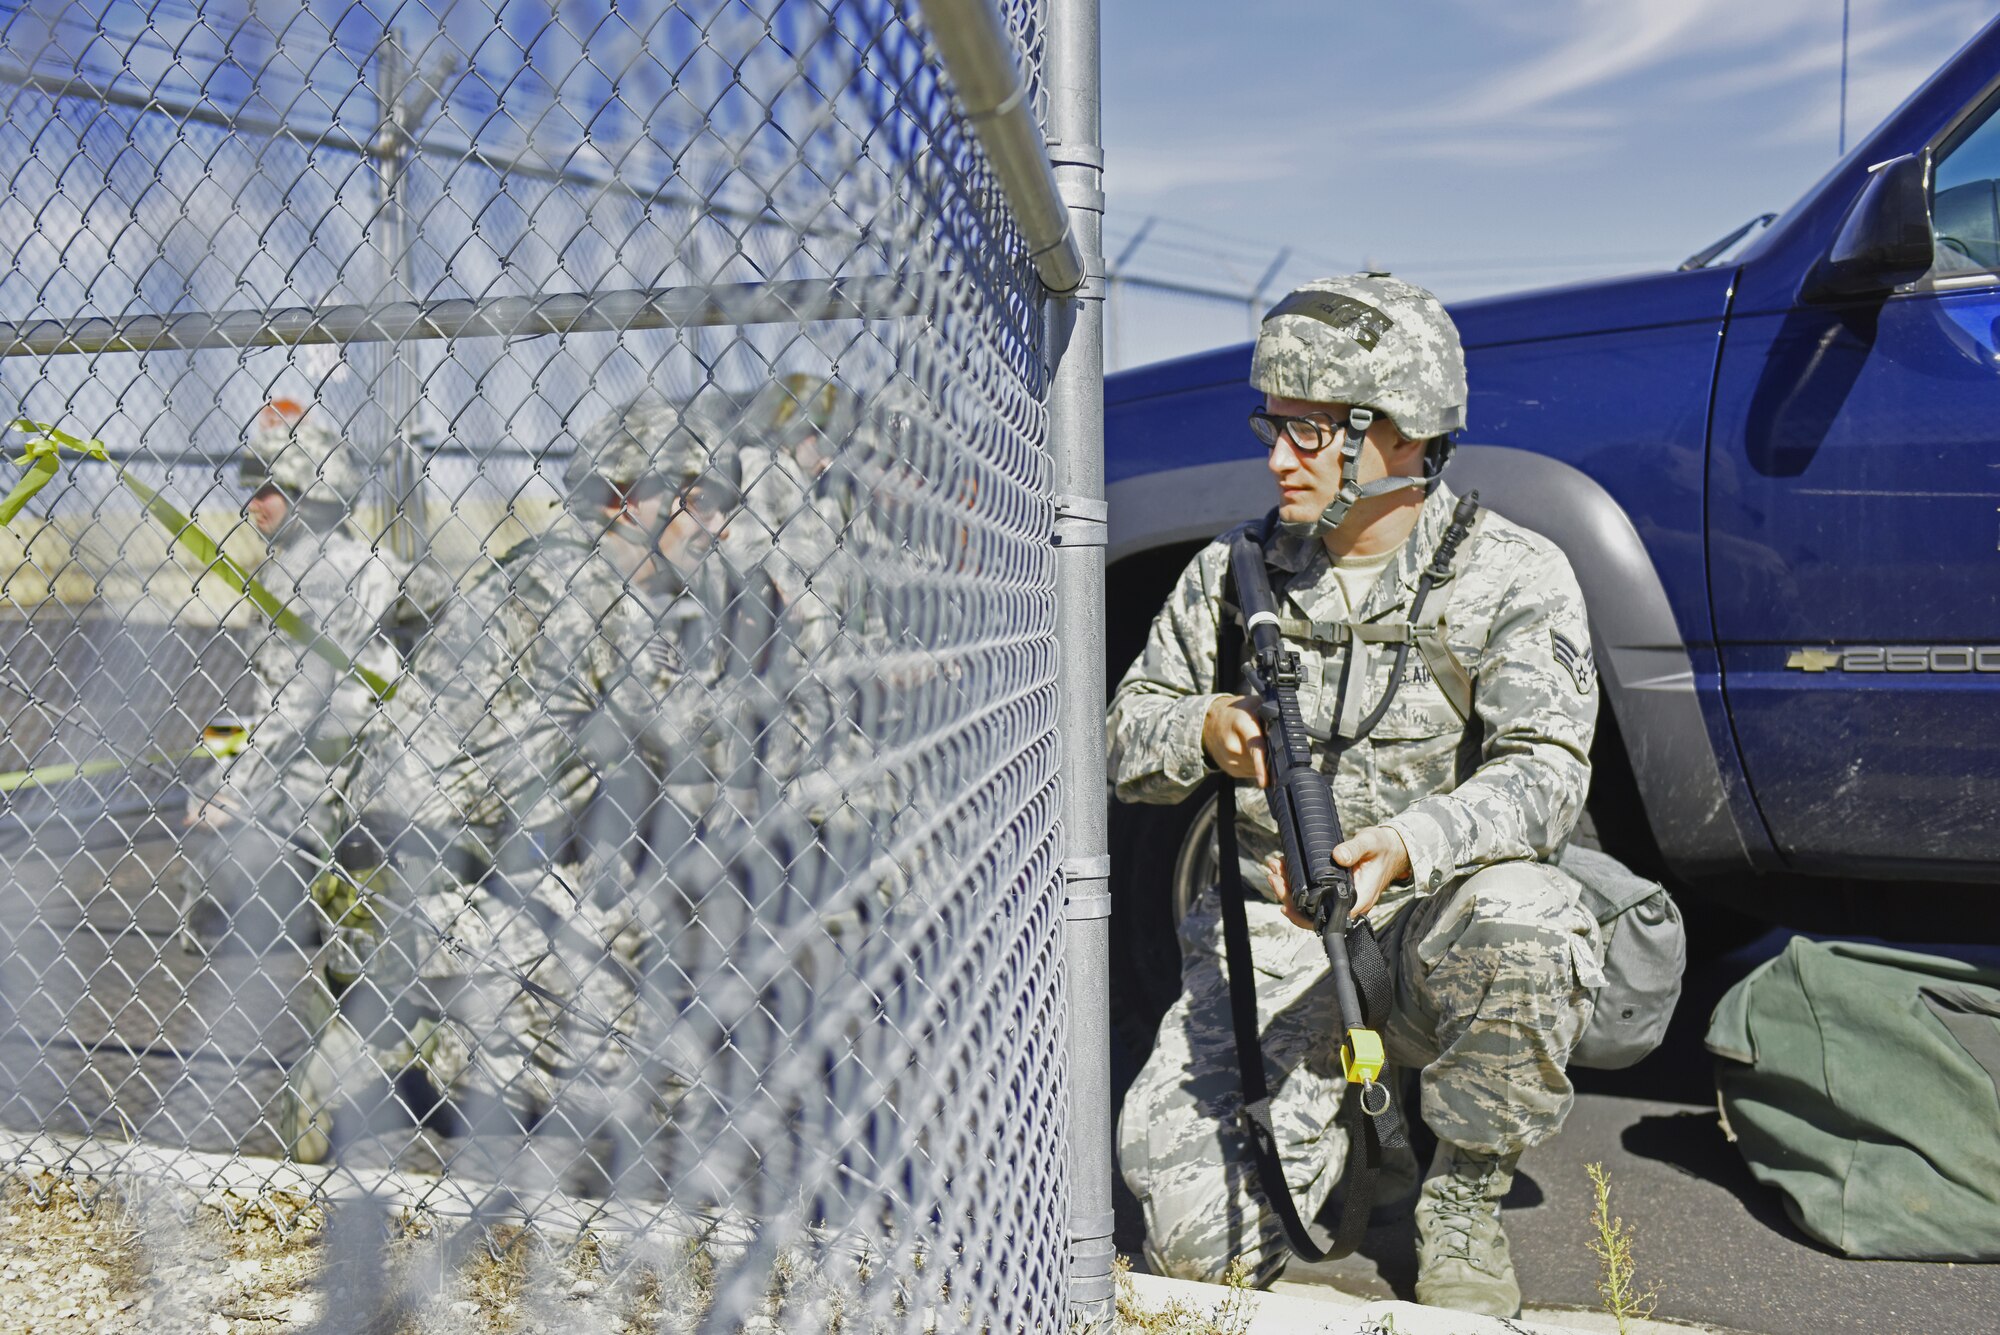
278;983;393;1164
1414;1142;1523;1317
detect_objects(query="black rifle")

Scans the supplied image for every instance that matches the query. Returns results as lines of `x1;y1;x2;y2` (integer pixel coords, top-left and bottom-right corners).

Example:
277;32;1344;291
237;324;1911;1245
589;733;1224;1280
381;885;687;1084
1226;530;1385;1102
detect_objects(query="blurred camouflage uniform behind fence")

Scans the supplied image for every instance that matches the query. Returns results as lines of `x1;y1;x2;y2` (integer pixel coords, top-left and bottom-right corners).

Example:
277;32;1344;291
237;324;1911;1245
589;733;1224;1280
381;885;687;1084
312;390;769;1153
1108;275;1606;1292
187;402;404;843
175;404;408;968
727;377;922;880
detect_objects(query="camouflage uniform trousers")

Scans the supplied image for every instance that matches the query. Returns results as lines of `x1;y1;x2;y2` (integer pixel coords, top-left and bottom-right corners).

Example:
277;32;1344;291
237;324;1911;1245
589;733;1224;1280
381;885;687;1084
401;860;657;1135
299;847;660;1143
1120;858;1603;1286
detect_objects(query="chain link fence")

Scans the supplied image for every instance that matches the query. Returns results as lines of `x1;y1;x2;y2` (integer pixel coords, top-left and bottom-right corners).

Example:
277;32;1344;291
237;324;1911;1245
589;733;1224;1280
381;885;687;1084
0;0;1094;1328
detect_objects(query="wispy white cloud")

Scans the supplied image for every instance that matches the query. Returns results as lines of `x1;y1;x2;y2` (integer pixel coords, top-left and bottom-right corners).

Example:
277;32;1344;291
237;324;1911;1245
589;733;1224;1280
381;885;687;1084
1389;131;1611;168
1754;58;1966;151
1417;0;1764;124
1110;140;1314;202
1373;0;1983;166
1681;1;1983;100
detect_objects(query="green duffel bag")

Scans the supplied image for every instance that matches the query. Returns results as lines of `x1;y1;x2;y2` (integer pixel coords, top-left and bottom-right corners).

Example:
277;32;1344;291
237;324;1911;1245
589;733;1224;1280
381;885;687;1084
1706;937;2000;1260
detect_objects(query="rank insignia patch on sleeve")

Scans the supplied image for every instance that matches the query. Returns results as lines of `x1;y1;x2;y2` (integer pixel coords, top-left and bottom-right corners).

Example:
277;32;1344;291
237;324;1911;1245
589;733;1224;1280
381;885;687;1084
1551;629;1595;695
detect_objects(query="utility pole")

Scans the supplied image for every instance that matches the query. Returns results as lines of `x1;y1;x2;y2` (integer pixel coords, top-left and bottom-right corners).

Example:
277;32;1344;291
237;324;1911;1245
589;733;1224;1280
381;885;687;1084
1839;0;1851;157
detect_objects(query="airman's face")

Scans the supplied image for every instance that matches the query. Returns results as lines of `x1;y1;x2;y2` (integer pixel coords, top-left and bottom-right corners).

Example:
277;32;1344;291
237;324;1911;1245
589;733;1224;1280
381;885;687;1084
1262;393;1419;525
246;483;290;538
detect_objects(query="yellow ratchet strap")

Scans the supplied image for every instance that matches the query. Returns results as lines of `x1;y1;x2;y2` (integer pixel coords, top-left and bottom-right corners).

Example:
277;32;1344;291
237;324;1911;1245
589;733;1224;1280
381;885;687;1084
1341;1026;1386;1087
4;421;397;701
200;722;250;760
0;419;106;525
0;729;245;794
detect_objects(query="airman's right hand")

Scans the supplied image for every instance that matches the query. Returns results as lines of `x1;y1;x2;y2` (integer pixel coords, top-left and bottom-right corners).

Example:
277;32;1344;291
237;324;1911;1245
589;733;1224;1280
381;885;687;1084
1202;695;1269;787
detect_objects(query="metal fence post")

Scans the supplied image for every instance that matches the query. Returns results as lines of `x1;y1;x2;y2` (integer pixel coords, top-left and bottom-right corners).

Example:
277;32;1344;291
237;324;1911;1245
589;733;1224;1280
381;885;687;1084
1046;0;1113;1324
371;29;447;562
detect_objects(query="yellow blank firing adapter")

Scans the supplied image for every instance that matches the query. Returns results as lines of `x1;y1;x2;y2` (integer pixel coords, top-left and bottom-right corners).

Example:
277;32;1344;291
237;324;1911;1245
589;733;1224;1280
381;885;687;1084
1341;1026;1385;1088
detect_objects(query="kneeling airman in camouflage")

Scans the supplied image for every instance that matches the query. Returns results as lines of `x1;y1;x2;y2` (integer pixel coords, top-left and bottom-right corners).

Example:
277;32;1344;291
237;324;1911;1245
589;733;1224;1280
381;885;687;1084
726;375;915;857
182;401;404;948
324;392;743;1159
1108;275;1603;1317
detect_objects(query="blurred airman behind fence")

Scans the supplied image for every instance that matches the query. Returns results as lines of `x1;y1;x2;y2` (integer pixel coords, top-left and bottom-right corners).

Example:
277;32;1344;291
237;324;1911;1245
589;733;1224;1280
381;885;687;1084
0;0;1104;1328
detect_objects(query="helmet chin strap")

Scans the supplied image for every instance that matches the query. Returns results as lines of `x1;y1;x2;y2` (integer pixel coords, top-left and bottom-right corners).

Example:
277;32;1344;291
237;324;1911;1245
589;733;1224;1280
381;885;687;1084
1277;406;1439;543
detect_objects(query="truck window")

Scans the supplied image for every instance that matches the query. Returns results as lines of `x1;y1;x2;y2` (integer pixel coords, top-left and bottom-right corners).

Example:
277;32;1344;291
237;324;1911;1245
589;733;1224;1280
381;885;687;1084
1933;97;2000;274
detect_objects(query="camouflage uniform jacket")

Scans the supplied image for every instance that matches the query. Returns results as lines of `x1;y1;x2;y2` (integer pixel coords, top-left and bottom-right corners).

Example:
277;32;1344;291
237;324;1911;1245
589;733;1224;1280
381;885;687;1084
203;522;402;821
724;448;902;826
254;523;402;747
360;515;686;837
1107;482;1597;925
729;446;879;660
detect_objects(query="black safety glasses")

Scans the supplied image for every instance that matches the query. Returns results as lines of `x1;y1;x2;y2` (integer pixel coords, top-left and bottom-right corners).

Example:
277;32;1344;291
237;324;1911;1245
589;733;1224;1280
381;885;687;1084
673;478;738;523
1248;405;1344;455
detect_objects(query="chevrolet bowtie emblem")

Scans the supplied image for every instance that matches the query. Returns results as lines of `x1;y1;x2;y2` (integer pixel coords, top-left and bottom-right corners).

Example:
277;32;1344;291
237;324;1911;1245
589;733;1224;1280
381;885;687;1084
1785;649;1843;672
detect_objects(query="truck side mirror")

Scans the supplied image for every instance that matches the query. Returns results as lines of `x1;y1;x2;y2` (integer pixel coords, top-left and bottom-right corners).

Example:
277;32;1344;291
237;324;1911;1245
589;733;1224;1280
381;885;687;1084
1802;151;1935;302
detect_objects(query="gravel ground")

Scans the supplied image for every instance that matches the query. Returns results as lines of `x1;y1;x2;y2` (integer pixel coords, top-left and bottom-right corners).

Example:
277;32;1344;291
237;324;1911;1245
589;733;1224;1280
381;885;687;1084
0;1170;694;1334
0;1166;1001;1333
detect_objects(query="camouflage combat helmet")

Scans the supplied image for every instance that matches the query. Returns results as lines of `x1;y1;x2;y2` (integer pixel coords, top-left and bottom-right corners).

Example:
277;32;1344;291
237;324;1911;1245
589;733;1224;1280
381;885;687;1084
565;389;738;513
1251;274;1468;537
239;400;365;509
743;373;860;457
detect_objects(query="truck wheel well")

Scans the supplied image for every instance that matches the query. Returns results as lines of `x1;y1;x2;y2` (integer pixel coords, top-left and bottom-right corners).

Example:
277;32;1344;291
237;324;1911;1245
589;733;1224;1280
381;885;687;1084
1105;539;1209;697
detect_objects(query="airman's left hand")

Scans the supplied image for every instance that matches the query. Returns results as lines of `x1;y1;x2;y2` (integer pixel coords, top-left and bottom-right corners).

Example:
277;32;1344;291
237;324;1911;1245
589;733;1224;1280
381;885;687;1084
1333;825;1410;921
1262;824;1412;931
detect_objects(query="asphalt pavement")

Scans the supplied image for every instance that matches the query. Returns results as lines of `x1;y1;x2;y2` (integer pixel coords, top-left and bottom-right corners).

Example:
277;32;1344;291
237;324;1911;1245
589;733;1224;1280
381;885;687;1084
1111;926;2000;1335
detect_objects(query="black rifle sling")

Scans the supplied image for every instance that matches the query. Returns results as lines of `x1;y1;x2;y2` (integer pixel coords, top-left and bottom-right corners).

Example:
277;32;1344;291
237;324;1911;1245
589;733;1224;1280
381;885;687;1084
1214;771;1399;1262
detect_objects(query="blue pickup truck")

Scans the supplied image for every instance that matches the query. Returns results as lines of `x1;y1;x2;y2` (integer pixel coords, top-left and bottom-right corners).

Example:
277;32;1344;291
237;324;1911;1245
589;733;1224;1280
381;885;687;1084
1103;16;2000;1016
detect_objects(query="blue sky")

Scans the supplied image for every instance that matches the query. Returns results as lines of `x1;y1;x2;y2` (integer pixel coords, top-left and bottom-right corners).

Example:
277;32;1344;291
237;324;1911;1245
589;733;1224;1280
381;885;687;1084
1099;0;2000;368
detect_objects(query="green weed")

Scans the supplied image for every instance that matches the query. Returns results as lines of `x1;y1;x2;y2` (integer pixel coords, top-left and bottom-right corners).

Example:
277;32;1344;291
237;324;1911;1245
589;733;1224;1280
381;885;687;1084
1586;1161;1661;1333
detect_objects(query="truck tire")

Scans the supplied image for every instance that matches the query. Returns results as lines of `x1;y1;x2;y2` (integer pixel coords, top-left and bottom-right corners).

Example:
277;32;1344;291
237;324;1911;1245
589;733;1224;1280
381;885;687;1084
1107;789;1217;1060
1585;704;1766;962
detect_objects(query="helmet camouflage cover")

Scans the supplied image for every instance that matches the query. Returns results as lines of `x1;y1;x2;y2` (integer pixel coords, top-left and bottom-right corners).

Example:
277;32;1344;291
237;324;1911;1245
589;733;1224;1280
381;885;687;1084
1250;274;1467;441
239;400;365;508
743;373;861;455
565;388;737;504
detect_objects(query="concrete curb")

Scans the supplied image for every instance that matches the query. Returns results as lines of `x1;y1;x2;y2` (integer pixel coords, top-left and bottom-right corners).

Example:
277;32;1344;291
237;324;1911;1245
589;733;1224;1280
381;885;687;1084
1124;1272;1736;1334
